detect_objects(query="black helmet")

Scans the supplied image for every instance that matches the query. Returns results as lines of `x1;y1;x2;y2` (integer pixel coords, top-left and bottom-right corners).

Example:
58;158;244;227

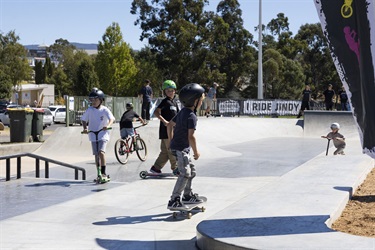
89;88;105;101
179;83;205;107
126;103;133;110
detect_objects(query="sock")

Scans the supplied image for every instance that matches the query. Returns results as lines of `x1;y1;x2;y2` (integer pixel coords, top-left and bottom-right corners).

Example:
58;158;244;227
101;166;106;175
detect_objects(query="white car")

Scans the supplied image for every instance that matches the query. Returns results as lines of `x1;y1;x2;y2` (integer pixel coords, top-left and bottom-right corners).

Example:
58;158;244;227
0;110;10;126
43;108;53;129
48;105;66;123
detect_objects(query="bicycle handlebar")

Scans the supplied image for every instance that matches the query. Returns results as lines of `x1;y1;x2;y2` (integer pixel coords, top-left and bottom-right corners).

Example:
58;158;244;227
133;123;147;129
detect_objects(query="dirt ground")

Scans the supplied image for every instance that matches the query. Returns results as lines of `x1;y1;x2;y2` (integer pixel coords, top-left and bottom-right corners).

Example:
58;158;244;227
332;167;375;237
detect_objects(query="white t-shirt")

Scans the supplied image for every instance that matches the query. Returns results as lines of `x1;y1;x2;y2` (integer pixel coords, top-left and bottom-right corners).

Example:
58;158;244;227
81;106;115;142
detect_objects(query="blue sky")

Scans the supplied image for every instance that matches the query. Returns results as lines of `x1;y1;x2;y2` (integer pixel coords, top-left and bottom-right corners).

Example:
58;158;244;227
0;0;319;50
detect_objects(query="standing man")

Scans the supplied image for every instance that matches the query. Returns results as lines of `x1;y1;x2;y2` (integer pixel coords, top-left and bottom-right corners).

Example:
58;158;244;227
323;84;336;110
204;82;219;117
139;79;153;121
338;86;350;111
297;84;313;118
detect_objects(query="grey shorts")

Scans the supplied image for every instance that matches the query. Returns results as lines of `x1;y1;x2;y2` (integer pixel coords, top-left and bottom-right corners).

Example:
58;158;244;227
91;140;108;155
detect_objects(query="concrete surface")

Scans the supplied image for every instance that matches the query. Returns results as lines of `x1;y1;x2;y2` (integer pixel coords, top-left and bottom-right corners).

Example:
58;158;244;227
304;110;357;137
1;116;374;250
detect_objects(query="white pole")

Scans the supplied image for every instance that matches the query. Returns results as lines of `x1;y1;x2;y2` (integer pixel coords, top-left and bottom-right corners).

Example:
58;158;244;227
257;0;263;99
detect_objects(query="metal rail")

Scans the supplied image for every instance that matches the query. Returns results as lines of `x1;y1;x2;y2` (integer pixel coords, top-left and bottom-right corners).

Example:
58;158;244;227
0;153;86;181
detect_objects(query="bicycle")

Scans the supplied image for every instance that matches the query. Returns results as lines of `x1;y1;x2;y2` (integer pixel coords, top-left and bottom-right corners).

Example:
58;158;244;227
82;127;112;184
114;124;147;164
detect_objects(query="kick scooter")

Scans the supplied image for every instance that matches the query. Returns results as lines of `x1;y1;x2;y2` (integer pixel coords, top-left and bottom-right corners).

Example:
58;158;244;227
82;127;112;184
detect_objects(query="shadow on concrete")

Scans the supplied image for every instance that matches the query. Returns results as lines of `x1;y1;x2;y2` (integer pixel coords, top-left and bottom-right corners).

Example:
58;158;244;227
197;215;334;238
25;181;87;187
93;211;201;225
95;238;197;250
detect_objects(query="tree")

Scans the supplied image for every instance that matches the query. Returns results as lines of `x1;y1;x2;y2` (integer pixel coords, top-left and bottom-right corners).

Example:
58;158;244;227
76;57;99;96
44;56;54;82
267;13;290;37
131;0;210;87
0;30;32;92
294;23;340;95
0;69;12;100
49;38;76;65
49;66;70;97
132;48;164;97
34;60;44;84
96;22;138;96
213;0;255;94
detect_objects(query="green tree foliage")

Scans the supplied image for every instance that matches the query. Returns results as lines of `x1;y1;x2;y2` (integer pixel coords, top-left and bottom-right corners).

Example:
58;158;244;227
49;66;70;97
294;23;340;97
267;13;290;37
132;48;164;97
131;0;209;87
96;22;138;96
214;0;255;94
76;57;99;96
44;57;54;81
49;38;76;64
0;30;32;90
34;60;44;84
0;69;12;99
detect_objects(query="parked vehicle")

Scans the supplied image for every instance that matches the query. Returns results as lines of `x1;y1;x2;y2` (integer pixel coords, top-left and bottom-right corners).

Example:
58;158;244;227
48;105;66;123
0;110;10;126
42;108;53;129
0;104;22;113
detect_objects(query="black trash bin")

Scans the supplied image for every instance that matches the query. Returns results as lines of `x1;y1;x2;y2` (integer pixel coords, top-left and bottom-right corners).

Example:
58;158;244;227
32;108;44;142
8;108;34;142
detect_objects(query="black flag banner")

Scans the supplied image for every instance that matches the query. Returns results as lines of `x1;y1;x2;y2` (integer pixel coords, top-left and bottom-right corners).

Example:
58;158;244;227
314;0;375;158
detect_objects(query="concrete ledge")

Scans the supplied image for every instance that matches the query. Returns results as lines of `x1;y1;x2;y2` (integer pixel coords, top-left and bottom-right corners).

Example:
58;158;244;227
304;110;357;137
0;143;42;155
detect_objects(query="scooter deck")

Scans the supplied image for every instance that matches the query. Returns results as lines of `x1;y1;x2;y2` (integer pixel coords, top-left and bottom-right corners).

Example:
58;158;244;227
139;170;177;179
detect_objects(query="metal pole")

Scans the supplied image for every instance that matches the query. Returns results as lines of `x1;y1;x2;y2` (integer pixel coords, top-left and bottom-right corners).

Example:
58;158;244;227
257;0;263;99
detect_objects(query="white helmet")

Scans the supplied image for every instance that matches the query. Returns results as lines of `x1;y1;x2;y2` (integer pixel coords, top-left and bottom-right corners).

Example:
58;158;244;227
330;123;340;129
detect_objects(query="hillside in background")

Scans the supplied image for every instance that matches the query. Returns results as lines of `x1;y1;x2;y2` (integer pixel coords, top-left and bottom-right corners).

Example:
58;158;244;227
24;43;98;50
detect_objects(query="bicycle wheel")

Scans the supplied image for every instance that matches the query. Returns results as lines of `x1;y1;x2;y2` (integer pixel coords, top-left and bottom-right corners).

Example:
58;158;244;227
114;138;129;164
135;137;147;161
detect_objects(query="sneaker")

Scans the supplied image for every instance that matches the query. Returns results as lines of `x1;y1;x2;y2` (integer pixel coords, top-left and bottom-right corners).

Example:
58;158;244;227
182;193;203;204
172;168;180;176
167;197;188;210
150;166;161;174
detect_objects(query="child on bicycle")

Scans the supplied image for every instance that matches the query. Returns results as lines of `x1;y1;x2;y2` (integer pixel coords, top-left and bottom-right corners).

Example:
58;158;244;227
81;88;115;177
167;83;206;210
150;80;180;175
321;122;346;155
119;103;146;140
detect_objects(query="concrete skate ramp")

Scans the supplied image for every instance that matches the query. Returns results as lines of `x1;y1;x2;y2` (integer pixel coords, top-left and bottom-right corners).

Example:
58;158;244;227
303;110;358;138
34;117;304;164
33;122;160;164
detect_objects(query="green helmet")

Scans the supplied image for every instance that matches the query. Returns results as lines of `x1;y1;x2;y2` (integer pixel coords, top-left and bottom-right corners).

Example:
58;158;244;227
162;80;177;90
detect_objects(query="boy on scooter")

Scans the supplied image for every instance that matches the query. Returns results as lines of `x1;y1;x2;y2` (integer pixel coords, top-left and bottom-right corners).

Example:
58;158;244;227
81;88;115;181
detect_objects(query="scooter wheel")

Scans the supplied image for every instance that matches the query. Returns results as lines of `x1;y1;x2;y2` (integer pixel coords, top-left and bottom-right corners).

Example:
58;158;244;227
139;171;148;179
